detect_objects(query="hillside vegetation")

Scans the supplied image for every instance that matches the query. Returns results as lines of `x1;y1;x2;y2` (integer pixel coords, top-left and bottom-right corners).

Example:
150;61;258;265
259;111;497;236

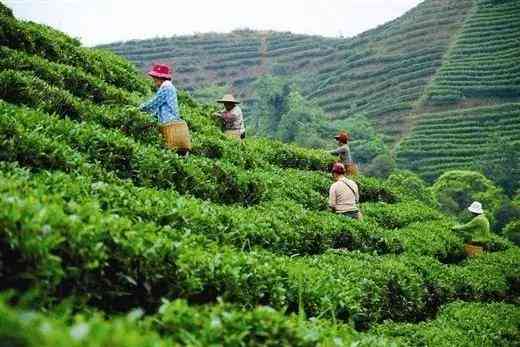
1;2;519;346
101;0;520;188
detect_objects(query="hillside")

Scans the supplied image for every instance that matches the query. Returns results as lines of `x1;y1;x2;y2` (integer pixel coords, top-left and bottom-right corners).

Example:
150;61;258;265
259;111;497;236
1;2;519;346
100;0;473;140
397;0;520;182
101;0;520;187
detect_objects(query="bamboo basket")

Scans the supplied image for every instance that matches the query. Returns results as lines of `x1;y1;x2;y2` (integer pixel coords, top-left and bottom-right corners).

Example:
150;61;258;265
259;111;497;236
224;129;242;140
159;120;192;151
464;244;484;257
346;163;358;176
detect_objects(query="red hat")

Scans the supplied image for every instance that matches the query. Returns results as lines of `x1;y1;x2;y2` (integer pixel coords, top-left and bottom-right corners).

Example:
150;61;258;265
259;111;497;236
147;63;172;79
331;162;346;174
334;131;350;144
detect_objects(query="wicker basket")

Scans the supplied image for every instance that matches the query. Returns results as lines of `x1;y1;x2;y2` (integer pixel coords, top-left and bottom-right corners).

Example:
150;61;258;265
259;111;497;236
346;163;358;176
159;120;192;151
464;244;484;257
224;129;242;140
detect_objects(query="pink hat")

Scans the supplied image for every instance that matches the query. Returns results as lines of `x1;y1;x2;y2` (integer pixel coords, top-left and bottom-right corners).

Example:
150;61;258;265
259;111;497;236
147;63;172;79
331;162;346;174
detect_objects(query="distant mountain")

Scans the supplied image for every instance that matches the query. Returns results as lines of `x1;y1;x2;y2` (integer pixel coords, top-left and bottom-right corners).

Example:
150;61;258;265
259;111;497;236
100;0;520;184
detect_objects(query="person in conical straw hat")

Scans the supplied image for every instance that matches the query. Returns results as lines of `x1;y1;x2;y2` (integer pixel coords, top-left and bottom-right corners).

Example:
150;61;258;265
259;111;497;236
140;63;191;154
452;201;493;257
214;94;245;141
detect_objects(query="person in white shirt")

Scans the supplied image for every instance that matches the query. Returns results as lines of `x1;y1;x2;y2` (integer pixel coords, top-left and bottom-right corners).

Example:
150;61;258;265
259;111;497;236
214;94;245;140
329;162;361;220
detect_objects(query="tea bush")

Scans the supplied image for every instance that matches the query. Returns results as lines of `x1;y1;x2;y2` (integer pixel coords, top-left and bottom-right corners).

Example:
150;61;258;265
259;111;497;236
374;302;520;346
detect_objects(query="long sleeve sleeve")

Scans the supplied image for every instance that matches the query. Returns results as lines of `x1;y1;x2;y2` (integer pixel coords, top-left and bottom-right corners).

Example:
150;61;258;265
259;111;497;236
139;83;180;123
453;218;479;241
330;147;345;155
140;87;169;113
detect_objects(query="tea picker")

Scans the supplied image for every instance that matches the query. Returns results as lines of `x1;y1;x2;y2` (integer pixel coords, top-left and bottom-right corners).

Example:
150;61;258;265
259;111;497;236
213;94;246;141
452;201;493;257
330;131;358;176
140;63;192;155
328;163;362;220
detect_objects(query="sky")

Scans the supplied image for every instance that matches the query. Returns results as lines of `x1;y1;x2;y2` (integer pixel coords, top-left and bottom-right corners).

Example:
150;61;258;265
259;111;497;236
5;0;423;46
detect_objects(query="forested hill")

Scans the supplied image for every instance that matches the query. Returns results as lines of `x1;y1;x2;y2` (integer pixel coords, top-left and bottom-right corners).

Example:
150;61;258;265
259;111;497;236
100;0;520;187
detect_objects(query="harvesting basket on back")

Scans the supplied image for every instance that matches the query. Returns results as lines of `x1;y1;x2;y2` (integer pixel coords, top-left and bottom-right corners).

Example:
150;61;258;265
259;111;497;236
224;129;242;140
346;163;358;176
159;120;192;151
464;244;483;257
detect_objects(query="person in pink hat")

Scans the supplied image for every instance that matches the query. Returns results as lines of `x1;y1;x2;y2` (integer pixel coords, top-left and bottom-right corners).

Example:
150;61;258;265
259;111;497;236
140;63;181;124
140;63;191;155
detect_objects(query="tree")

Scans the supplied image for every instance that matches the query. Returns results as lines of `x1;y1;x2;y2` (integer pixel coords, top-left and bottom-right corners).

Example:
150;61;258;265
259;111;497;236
250;75;291;137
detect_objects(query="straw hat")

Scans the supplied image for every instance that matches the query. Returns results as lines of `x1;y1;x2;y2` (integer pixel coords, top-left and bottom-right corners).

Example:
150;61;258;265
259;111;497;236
468;201;484;214
217;94;240;104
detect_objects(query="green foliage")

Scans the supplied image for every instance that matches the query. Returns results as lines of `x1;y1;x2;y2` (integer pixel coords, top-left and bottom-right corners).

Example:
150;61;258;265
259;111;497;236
0;1;13;17
190;83;231;104
504;220;520;246
397;104;520;185
0;13;150;93
364;154;396;179
362;201;445;230
374;302;520;346
0;297;395;347
426;0;520;104
385;170;437;206
0;5;519;344
474;133;520;196
0;298;170;347
154;299;393;346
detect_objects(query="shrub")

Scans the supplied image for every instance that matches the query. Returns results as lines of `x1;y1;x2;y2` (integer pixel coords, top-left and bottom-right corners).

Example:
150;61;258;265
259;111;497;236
374;302;520;346
385;170;437;206
504;220;520;246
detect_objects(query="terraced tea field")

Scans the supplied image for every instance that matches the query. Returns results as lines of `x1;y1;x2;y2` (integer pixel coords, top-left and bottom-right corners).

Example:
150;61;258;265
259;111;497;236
102;0;520;185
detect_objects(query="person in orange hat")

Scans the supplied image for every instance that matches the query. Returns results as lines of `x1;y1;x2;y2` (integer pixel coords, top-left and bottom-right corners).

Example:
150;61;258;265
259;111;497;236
330;131;357;175
214;94;245;140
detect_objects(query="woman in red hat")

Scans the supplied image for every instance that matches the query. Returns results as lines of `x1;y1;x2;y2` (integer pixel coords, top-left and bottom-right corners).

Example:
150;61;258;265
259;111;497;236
329;163;361;220
140;63;191;154
330;131;357;175
140;63;180;124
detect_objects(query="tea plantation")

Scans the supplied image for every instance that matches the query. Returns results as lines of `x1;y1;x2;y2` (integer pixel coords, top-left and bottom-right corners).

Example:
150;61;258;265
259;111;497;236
102;0;520;186
1;3;519;346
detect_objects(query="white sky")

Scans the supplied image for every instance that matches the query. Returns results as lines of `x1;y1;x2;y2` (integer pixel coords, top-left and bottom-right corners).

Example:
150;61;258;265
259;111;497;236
5;0;423;46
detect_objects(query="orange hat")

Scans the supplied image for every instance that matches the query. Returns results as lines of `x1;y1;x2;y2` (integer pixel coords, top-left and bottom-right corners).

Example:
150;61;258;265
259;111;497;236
334;131;350;144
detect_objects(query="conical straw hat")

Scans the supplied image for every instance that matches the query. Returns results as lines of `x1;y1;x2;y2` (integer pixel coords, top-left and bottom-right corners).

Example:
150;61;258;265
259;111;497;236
217;94;240;104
